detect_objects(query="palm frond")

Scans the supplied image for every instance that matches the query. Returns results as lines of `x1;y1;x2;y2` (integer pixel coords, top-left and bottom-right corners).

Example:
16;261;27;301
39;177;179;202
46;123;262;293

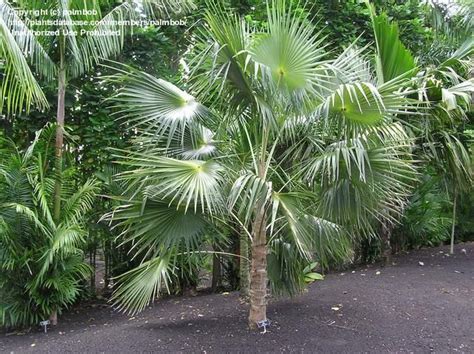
229;172;272;227
437;132;472;190
138;0;196;18
70;0;194;77
1;202;50;237
106;199;208;259
441;79;474;111
0;3;52;115
188;0;254;112
107;65;212;143
270;192;314;259
304;124;416;235
252;0;327;99
115;153;224;215
368;3;417;84
306;215;352;269
327;42;374;86
111;256;173;315
0;1;56;80
319;82;386;125
62;178;100;225
70;2;134;78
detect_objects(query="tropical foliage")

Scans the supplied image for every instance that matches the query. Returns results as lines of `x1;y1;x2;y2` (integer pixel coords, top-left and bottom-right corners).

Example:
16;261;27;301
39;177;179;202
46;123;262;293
0;0;472;331
0;126;98;327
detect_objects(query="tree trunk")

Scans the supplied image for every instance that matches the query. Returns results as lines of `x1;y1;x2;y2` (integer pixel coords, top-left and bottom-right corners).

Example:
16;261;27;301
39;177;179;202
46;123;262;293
50;37;66;326
104;239;110;292
211;252;221;292
53;65;66;221
248;204;267;329
239;232;250;298
90;244;97;295
49;309;58;326
450;193;457;255
380;221;393;266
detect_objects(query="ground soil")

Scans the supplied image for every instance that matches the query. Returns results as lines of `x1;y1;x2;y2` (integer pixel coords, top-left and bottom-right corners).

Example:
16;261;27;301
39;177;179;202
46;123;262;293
1;242;473;353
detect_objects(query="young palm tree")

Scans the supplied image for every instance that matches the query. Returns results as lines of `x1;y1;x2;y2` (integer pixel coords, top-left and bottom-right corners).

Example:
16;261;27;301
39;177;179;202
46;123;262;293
0;0;194;226
0;125;99;327
105;1;420;329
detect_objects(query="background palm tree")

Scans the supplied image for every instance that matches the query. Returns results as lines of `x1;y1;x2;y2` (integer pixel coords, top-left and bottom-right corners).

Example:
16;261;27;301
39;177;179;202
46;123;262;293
0;0;194;228
367;1;473;257
104;0;421;329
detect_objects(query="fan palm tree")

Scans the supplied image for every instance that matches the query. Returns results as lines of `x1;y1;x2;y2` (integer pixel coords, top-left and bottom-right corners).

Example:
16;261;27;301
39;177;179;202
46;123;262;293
0;0;194;229
104;0;421;329
0;125;99;327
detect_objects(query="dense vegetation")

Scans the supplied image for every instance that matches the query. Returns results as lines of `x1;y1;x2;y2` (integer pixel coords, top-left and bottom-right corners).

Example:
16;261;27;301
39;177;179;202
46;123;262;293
0;0;472;330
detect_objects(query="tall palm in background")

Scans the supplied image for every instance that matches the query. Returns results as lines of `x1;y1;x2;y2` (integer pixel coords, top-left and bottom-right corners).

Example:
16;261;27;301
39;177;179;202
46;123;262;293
0;0;193;225
368;1;473;256
418;55;473;254
105;1;421;328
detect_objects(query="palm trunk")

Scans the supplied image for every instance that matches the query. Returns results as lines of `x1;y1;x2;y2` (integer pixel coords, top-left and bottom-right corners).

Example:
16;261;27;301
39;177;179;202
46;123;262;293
248;204;267;329
53;64;66;221
239;232;250;298
49;309;58;326
450;193;457;255
51;37;65;325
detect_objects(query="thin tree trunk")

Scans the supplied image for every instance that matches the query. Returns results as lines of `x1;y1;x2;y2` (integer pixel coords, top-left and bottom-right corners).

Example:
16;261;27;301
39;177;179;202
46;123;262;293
239;232;250;298
51;37;65;326
90;244;96;295
104;239;110;292
248;204;267;329
53;65;66;221
450;193;457;255
211;251;221;292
